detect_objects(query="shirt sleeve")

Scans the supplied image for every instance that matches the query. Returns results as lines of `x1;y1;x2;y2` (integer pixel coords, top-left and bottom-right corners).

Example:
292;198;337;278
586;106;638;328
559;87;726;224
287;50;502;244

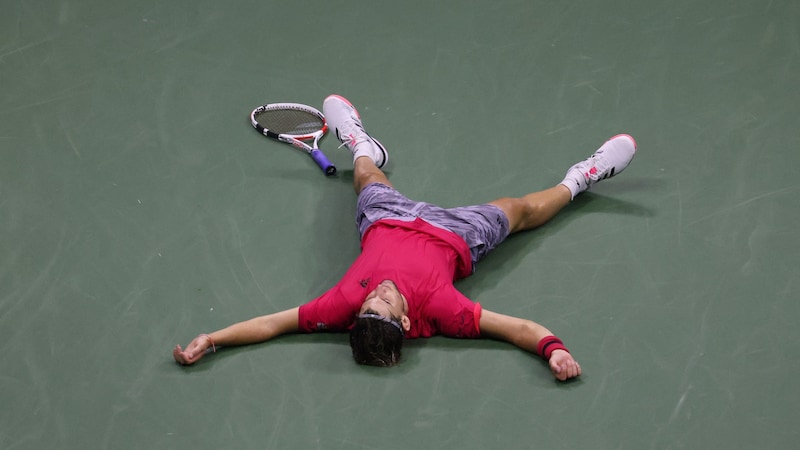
297;286;358;332
424;286;482;338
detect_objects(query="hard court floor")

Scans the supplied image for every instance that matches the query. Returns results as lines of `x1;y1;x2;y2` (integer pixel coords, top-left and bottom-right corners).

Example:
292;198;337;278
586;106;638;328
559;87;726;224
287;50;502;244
1;1;799;449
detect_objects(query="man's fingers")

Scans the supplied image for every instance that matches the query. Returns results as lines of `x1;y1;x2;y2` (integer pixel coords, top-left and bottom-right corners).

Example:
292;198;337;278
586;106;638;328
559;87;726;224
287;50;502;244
549;360;565;380
173;345;185;364
173;345;194;365
549;355;581;381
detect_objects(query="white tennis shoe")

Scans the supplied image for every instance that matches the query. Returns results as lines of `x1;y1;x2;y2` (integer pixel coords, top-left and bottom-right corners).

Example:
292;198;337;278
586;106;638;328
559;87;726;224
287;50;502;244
323;94;388;168
562;134;637;198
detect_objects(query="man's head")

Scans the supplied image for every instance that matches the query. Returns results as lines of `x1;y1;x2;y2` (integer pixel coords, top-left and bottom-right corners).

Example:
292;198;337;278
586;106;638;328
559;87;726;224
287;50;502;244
349;280;411;366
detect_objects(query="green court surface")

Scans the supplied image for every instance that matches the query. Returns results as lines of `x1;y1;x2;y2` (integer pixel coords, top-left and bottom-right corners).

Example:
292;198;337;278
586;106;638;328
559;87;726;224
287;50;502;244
2;1;799;448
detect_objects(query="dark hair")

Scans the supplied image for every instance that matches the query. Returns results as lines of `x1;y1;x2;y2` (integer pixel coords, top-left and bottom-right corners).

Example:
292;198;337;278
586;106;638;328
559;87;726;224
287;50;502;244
349;310;404;366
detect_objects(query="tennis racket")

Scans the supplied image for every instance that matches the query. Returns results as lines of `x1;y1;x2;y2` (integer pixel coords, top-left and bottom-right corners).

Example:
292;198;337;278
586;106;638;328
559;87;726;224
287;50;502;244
250;102;336;176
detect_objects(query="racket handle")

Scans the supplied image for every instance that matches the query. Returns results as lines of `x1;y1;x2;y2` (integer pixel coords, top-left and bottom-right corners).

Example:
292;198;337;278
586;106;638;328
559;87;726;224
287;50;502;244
310;149;337;176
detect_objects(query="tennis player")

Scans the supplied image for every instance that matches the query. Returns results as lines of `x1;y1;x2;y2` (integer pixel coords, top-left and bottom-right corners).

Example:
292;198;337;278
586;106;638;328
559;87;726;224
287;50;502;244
173;94;637;381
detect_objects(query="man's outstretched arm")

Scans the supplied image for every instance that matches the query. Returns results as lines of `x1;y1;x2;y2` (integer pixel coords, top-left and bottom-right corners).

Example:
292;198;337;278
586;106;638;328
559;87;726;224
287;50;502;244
479;309;581;381
173;307;300;365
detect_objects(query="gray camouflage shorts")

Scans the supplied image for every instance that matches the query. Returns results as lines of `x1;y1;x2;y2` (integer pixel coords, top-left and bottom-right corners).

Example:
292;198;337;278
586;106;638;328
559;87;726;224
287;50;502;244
356;183;510;271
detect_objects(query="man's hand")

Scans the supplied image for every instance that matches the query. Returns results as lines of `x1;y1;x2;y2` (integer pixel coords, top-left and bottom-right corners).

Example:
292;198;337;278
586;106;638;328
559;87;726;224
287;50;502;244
549;349;581;381
173;334;213;365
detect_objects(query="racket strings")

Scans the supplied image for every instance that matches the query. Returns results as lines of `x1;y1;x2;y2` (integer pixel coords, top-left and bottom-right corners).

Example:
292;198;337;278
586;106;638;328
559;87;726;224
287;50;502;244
255;109;323;136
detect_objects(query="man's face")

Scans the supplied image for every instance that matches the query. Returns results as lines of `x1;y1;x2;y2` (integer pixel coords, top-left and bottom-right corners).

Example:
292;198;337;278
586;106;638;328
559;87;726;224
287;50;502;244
358;280;408;322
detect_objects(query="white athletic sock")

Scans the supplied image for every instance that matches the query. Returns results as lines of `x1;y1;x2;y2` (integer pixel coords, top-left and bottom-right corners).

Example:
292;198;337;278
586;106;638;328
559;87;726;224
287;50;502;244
352;143;377;164
560;169;588;200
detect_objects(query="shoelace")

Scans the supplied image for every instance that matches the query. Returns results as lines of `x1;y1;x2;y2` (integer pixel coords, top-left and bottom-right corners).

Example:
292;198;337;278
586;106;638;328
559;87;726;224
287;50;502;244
335;113;371;149
337;133;371;150
584;155;615;182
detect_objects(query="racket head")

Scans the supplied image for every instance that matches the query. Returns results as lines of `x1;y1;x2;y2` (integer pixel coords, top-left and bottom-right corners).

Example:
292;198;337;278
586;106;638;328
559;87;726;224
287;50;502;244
250;103;327;140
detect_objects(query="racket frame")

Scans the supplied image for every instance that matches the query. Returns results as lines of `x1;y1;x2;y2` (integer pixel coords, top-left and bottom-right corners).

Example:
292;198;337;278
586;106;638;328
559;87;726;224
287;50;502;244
250;102;336;176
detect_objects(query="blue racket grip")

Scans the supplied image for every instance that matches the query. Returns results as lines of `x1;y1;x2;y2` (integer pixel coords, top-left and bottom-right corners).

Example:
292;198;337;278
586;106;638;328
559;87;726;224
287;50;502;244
310;149;337;176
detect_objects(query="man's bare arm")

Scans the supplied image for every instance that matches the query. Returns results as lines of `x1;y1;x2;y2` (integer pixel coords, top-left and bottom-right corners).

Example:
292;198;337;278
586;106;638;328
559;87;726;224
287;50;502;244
479;309;581;381
173;307;300;365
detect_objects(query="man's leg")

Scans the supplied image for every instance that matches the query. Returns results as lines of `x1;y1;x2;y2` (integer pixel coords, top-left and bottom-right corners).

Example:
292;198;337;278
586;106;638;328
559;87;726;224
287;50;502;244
489;185;572;234
491;134;637;234
354;156;392;194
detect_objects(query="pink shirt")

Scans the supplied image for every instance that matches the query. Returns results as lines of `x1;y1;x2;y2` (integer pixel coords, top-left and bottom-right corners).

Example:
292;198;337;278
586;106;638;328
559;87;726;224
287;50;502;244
298;218;482;338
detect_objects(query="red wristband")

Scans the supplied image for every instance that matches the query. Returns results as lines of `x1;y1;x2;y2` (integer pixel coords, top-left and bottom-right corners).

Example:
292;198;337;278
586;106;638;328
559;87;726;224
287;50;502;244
537;335;568;360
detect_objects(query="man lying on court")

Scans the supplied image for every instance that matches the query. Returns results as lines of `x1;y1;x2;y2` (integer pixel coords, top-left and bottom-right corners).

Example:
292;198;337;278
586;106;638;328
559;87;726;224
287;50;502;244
173;94;637;381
